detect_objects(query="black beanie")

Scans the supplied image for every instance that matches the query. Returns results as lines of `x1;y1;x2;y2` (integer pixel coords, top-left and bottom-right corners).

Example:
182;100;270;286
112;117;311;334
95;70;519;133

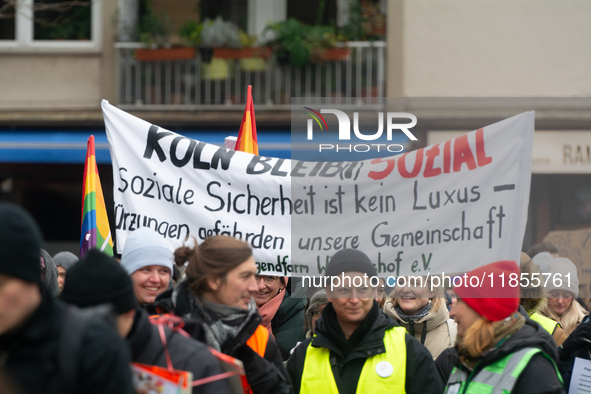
0;203;42;283
325;249;377;277
60;249;136;314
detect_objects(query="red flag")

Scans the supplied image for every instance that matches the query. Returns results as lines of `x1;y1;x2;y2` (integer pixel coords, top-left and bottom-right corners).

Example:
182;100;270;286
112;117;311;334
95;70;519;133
235;85;259;155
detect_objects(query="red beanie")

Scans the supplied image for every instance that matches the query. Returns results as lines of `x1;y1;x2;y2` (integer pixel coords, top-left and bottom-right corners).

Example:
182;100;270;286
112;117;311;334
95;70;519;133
453;260;520;322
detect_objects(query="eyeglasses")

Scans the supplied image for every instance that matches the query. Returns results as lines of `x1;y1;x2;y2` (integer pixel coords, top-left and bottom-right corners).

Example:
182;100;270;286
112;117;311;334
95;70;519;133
331;287;376;298
255;275;280;286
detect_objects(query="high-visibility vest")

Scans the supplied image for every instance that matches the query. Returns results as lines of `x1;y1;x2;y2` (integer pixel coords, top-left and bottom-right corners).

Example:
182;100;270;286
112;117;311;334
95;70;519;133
239;325;270;394
444;347;562;394
223;325;269;394
300;327;407;394
530;312;560;335
246;325;269;357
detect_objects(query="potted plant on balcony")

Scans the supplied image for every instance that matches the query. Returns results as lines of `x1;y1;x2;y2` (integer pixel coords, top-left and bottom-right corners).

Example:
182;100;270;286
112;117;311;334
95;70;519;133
263;19;348;68
134;12;196;61
199;16;243;63
198;16;244;79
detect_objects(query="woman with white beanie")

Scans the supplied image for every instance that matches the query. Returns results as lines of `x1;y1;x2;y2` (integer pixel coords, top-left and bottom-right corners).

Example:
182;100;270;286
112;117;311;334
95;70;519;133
540;257;587;336
120;228;174;311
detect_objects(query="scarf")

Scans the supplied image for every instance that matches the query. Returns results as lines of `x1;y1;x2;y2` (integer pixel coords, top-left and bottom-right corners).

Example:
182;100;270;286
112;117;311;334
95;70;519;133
188;295;258;353
258;277;288;338
457;312;525;369
322;301;379;358
394;302;433;343
394;302;433;323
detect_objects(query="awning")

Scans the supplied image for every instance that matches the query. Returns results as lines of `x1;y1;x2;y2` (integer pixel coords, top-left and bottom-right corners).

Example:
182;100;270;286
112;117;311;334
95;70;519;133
0;130;292;164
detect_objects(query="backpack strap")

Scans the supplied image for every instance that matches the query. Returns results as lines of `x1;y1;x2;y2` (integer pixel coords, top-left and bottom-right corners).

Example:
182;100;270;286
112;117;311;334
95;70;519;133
446;319;457;346
59;304;117;391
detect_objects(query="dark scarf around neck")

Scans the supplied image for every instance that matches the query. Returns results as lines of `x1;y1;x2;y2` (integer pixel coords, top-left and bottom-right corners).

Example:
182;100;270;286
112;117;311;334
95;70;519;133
322;300;379;358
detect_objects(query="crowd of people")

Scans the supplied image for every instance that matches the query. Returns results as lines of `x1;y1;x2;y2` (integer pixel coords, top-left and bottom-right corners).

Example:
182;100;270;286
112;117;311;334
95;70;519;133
1;201;590;394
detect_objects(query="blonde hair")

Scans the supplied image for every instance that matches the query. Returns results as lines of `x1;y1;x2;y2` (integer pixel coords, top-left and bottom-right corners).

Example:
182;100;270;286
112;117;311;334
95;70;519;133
391;275;446;313
460;317;495;358
541;297;587;336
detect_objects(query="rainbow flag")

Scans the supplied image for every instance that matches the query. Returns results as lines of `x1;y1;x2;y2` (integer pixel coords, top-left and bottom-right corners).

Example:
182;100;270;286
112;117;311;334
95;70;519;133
235;85;259;155
80;135;113;257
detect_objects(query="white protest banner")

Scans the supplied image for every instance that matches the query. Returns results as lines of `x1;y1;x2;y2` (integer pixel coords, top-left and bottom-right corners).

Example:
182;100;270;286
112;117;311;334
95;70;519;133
291;111;533;277
103;99;533;277
103;100;291;274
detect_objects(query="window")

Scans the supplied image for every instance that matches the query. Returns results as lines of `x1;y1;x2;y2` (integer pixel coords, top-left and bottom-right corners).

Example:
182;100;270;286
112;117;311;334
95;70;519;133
0;0;101;52
0;1;16;40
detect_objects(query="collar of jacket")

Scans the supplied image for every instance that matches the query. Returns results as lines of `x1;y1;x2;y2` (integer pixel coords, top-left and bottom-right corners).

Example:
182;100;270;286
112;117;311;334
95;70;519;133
126;308;154;359
174;281;263;355
272;278;307;327
466;318;559;375
0;286;60;353
312;301;397;362
384;299;449;336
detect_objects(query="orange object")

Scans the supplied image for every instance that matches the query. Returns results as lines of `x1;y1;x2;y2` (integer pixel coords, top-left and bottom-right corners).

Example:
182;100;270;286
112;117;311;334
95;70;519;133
235;85;259;155
246;325;269;357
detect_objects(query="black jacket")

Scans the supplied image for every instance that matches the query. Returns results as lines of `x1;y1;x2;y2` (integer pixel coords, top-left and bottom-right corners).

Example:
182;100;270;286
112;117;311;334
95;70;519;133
127;308;233;394
271;278;307;360
0;288;134;394
435;317;565;394
173;282;290;394
558;314;591;390
286;301;443;394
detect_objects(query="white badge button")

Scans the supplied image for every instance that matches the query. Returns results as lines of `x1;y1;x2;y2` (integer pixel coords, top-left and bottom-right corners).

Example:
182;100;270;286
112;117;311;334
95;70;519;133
375;361;393;378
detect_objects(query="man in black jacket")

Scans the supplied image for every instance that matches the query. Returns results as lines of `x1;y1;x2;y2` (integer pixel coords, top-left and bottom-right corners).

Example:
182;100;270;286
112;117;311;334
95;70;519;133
287;249;443;394
0;203;134;394
60;248;234;394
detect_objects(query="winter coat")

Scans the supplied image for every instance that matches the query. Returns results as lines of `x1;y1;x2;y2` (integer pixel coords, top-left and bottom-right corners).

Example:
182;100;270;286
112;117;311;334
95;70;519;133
0;288;134;394
384;299;456;359
520;256;567;346
287;301;444;394
41;249;60;297
271;279;307;360
172;282;290;394
557;314;591;390
435;317;565;394
127;308;233;394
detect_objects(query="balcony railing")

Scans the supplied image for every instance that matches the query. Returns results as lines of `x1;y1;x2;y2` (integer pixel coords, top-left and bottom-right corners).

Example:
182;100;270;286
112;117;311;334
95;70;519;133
115;41;386;110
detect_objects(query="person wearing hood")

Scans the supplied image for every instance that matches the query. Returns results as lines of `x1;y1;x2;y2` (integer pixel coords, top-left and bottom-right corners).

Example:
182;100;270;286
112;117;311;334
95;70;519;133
287;249;443;394
120;228;174;314
60;248;233;394
303;289;328;338
540;257;587;336
440;260;564;394
253;274;307;360
519;252;567;345
384;274;456;360
40;249;60;298
0;203;134;394
170;235;290;394
52;251;78;293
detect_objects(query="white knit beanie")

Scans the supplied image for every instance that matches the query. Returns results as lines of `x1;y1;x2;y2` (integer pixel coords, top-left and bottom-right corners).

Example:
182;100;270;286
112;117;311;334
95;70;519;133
120;228;173;275
531;252;553;274
546;257;579;298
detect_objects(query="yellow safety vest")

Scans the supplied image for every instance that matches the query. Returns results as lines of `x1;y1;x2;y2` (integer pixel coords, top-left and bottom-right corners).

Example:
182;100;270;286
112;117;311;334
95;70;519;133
300;327;407;394
530;312;560;335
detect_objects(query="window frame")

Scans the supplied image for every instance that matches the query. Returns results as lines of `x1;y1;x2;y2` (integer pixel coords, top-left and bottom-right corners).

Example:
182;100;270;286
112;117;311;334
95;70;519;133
0;0;101;53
